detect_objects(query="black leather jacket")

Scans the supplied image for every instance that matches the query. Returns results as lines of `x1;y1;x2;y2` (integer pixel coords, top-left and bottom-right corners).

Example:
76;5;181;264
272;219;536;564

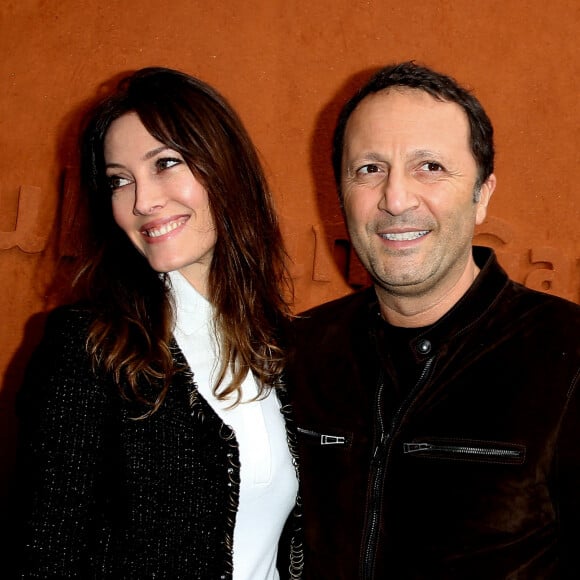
287;247;580;579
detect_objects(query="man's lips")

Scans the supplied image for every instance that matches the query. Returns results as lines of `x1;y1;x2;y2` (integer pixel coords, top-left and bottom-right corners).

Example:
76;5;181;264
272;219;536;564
379;230;430;241
140;216;190;238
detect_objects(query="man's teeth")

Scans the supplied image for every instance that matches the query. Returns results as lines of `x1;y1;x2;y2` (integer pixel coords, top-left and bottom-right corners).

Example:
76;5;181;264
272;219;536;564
145;220;183;238
382;230;429;241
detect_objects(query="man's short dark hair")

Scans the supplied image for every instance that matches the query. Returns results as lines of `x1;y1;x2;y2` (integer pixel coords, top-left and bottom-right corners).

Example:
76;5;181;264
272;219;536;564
332;61;495;199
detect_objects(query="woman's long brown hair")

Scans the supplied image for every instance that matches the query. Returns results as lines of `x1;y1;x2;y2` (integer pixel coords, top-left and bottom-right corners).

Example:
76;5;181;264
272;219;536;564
76;67;292;415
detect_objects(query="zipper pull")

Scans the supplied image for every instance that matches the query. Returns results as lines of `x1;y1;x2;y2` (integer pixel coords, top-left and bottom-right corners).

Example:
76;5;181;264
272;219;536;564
403;442;432;453
320;435;346;445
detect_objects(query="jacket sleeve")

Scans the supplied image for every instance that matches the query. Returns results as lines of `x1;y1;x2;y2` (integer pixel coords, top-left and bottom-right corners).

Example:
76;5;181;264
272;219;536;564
12;307;113;578
555;367;580;578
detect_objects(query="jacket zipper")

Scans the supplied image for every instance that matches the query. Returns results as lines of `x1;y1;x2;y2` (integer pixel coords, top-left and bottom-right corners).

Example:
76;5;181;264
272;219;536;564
361;356;435;579
403;442;524;459
360;379;386;580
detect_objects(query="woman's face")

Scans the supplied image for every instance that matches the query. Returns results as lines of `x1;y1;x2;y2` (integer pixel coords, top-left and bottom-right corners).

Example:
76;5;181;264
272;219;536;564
104;112;217;296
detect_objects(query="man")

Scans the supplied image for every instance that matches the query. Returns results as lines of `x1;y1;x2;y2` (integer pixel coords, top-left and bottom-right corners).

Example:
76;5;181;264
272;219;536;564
287;62;580;579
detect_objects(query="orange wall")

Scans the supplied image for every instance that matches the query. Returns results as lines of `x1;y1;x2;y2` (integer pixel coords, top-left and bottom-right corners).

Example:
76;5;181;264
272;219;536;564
1;0;579;512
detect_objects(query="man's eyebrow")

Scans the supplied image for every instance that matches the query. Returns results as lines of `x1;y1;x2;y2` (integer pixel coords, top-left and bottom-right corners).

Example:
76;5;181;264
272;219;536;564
346;151;387;164
409;148;446;160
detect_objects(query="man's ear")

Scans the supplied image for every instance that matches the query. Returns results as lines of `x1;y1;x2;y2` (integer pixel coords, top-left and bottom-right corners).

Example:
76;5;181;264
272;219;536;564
475;173;496;225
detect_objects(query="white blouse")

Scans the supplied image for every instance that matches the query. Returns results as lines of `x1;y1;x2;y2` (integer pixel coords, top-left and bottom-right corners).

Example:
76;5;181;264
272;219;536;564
168;271;298;580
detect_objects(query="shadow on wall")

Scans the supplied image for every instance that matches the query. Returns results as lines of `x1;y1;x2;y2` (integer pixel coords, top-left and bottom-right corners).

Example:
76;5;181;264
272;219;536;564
308;67;380;292
0;312;48;530
0;70;135;524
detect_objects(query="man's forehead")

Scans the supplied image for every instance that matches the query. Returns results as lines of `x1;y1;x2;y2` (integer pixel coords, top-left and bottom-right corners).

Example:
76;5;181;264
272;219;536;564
344;88;470;147
352;86;465;120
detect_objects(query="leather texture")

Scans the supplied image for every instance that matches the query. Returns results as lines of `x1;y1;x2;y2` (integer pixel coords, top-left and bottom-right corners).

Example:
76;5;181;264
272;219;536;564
287;247;580;579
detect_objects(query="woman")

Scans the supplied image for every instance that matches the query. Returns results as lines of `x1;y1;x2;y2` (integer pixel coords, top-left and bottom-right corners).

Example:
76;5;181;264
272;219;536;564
13;68;302;579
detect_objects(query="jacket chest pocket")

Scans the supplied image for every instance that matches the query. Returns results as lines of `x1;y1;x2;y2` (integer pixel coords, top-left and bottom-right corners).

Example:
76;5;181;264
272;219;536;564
403;438;526;465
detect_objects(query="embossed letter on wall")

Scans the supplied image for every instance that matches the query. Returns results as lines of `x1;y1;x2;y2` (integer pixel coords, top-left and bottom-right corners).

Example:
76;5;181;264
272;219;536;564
0;186;47;254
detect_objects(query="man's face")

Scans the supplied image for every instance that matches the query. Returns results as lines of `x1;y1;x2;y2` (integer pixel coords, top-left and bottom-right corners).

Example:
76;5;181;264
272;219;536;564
341;88;495;301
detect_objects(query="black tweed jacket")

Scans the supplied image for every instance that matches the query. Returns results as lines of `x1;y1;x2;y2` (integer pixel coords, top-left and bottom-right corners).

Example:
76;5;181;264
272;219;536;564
11;306;302;579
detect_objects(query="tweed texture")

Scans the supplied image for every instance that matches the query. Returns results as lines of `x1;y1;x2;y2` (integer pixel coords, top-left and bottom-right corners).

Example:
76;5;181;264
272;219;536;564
11;306;302;579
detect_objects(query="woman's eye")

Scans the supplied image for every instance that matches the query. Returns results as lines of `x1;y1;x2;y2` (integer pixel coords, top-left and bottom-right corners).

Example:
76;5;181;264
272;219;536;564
108;175;132;190
156;157;182;171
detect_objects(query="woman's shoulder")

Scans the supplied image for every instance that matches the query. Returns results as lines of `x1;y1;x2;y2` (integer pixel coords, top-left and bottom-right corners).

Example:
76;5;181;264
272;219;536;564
35;302;98;349
22;303;97;386
44;301;94;328
17;303;112;418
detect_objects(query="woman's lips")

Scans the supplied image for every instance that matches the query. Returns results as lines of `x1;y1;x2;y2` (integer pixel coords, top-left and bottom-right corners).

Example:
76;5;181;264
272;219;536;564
140;215;190;239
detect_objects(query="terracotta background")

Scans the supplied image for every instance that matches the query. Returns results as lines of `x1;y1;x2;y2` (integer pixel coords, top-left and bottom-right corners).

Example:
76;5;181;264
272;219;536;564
1;0;578;518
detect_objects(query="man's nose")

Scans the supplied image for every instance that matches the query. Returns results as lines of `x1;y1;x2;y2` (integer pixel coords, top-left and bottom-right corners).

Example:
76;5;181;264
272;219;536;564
378;169;419;215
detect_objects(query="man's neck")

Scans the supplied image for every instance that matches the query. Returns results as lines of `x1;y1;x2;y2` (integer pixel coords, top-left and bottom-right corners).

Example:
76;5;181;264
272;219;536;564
376;258;480;328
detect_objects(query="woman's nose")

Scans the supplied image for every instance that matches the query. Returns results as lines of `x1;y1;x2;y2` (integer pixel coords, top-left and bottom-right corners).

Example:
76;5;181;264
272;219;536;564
132;180;167;216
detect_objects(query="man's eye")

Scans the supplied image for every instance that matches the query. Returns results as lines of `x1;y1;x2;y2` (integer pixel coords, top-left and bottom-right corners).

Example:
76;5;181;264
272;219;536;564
420;162;444;172
357;164;382;175
108;175;132;190
156;157;182;171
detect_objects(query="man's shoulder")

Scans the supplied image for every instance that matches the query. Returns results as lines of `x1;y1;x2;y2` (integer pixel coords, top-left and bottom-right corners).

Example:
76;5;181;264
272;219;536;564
491;282;580;360
505;280;580;324
292;287;376;339
288;288;377;368
299;287;374;318
475;245;579;322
